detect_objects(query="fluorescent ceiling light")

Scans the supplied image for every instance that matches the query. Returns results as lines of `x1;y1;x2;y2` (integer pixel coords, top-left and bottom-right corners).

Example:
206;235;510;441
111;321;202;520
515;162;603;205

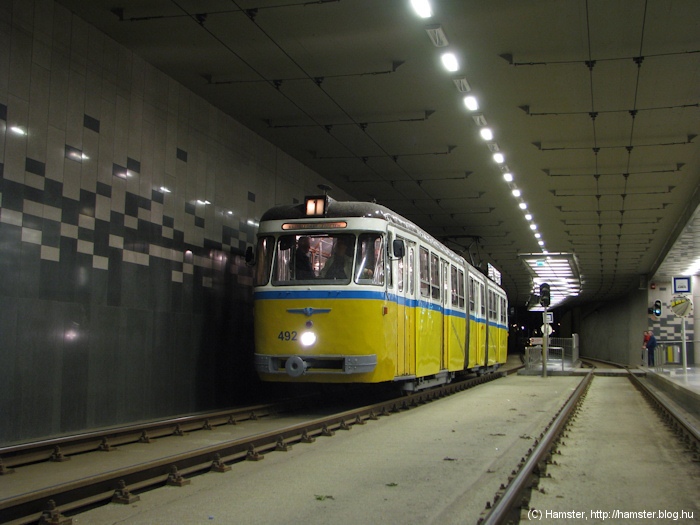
519;252;582;310
530;223;538;230
512;188;521;197
683;257;700;275
493;152;504;163
503;172;513;182
472;114;487;126
463;95;478;111
525;213;533;220
480;128;493;141
441;52;459;72
519;202;528;210
453;77;471;92
425;24;448;47
411;0;432;18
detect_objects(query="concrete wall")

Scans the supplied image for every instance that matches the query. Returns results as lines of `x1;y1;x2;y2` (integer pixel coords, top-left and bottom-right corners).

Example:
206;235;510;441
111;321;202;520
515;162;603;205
0;0;350;444
578;289;648;366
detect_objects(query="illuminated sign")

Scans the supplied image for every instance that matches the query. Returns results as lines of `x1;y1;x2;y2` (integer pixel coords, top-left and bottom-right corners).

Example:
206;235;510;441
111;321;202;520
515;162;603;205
487;263;502;285
305;195;327;217
282;222;347;230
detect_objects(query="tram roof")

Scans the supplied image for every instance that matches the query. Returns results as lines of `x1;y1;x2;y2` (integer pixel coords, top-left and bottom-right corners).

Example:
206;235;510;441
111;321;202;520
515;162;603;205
262;198;465;265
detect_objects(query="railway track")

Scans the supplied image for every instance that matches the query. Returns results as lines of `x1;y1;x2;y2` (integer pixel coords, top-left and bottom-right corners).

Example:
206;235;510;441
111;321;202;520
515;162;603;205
479;368;700;524
0;372;505;525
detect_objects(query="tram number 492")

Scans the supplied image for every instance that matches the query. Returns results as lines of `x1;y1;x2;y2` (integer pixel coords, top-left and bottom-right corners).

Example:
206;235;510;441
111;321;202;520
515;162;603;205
278;331;298;341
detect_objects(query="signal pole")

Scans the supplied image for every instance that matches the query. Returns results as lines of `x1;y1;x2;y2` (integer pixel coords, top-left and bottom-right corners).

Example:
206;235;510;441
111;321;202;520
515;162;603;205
540;283;551;378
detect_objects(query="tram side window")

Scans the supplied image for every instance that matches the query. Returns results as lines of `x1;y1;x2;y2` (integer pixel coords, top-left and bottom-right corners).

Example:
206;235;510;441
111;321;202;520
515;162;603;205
452;266;465;308
254;236;274;286
451;266;458;306
356;233;384;285
500;297;507;324
442;261;449;302
469;276;475;313
397;243;404;292
419;247;430;297
408;247;415;295
430;253;440;300
480;283;486;317
488;290;497;320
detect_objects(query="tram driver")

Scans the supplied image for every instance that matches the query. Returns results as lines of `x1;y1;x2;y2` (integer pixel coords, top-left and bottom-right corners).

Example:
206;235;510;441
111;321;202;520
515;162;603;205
321;237;353;279
294;236;316;279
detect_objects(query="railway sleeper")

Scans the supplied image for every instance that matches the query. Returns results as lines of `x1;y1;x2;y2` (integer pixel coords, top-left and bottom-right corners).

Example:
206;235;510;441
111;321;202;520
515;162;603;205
37;500;72;525
111;480;140;504
166;465;191;486
50;446;70;462
0;457;15;475
209;453;232;472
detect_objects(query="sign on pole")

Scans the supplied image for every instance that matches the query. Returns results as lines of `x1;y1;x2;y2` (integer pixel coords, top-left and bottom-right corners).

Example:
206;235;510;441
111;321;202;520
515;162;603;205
670;295;692;371
673;276;691;294
670;295;692;318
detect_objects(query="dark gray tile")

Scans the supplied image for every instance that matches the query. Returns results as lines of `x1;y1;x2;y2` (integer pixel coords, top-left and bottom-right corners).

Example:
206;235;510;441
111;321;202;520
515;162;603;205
20;243;41;299
15;299;64;440
25;158;46;177
43;178;63;207
126;157;141;173
80;189;96;217
0;301;19;443
59;303;90;433
83;114;100;133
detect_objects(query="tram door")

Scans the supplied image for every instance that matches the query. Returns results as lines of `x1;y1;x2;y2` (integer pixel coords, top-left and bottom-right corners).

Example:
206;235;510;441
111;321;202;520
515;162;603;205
468;272;487;368
478;280;487;366
441;259;449;370
395;237;415;377
405;241;416;376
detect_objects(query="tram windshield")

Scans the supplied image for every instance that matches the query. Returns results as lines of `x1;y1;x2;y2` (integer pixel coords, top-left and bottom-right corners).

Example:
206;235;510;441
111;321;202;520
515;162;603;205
256;233;385;286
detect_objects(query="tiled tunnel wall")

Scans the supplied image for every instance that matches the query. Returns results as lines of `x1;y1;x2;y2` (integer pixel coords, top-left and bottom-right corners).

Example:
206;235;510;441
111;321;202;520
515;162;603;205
0;1;347;444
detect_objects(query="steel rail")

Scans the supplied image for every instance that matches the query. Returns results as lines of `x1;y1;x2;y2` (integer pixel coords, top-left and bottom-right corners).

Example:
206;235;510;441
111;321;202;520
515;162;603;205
1;372;505;525
0;402;296;470
627;371;700;449
478;370;594;525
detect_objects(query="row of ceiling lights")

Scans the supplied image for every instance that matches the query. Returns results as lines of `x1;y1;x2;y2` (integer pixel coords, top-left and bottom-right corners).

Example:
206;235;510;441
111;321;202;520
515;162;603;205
410;0;546;254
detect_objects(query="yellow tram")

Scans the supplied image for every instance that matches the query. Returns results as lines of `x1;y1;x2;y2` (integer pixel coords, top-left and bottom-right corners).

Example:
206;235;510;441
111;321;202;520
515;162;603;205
251;195;508;391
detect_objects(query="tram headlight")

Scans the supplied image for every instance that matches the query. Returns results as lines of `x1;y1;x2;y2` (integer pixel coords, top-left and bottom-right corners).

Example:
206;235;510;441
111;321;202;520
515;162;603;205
300;331;317;347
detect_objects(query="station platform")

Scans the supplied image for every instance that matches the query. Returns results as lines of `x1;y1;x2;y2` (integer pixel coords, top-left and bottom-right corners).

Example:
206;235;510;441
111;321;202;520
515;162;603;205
648;363;700;394
643;364;700;419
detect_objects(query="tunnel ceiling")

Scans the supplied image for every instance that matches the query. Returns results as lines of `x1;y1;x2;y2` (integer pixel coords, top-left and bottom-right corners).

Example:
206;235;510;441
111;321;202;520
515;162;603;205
53;0;700;309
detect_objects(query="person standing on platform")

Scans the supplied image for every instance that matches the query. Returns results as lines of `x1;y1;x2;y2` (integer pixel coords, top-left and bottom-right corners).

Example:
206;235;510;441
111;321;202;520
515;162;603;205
641;330;651;365
646;330;657;367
